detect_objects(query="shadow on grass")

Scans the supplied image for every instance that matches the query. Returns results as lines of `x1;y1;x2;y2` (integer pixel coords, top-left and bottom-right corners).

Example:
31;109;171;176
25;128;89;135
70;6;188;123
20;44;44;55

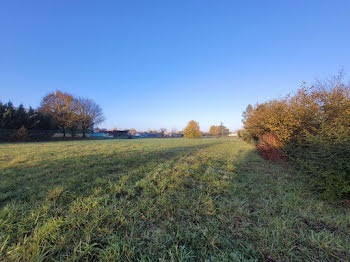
0;141;222;207
1;139;349;261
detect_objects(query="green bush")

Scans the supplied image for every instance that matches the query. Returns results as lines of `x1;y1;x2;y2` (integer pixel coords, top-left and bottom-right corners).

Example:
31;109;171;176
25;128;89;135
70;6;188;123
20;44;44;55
237;129;256;144
285;136;350;199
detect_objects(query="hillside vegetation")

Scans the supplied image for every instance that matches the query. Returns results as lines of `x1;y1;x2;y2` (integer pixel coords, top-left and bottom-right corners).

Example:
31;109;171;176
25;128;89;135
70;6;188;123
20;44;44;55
0;138;349;261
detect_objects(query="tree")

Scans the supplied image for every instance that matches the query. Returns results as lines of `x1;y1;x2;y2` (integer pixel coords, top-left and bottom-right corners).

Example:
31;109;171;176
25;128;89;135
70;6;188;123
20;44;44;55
217;122;230;136
39;91;75;137
0;102;55;131
69;100;81;137
75;97;104;137
242;104;253;123
209;123;229;136
0;101;15;129
209;125;219;136
14;104;26;129
183;120;201;138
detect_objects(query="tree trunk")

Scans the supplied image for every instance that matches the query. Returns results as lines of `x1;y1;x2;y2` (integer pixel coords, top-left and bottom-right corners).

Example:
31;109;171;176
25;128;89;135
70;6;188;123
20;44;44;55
63;128;66;137
82;126;87;138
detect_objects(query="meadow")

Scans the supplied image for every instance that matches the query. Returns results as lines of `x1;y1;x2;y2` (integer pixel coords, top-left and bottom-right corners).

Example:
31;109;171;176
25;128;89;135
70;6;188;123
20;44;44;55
0;138;349;261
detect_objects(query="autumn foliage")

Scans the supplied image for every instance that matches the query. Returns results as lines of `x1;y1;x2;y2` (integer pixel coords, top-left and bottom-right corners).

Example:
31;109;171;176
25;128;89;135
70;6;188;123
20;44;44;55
9;126;28;142
40;91;75;137
256;133;283;162
184;120;201;139
242;72;350;199
209;123;229;137
40;91;104;137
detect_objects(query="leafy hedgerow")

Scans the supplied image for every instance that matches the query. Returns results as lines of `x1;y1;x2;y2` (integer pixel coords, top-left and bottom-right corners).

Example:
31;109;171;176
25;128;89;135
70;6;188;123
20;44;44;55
241;72;350;199
256;133;284;163
285;135;350;200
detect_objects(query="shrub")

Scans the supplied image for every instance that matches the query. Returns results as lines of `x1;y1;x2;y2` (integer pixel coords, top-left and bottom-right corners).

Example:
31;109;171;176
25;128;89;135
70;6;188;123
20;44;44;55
237;129;256;144
285;136;350;199
241;72;350;199
10;126;28;142
257;133;284;162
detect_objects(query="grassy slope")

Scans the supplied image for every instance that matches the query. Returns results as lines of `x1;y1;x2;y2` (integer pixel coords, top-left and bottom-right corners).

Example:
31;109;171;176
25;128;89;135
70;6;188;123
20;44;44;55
0;138;349;261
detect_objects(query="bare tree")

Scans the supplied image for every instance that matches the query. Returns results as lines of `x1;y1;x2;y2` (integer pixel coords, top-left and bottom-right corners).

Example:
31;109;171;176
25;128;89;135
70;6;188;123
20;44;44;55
75;98;104;137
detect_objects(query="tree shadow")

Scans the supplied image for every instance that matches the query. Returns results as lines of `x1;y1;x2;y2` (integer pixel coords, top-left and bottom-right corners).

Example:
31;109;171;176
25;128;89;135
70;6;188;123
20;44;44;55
0;141;221;207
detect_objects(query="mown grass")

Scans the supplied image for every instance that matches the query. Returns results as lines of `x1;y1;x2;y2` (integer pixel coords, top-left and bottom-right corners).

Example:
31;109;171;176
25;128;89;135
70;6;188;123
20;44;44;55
0;138;349;261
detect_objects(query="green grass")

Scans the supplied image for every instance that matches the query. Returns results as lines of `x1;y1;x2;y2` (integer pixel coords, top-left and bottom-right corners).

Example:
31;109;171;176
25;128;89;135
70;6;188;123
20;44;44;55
0;138;349;261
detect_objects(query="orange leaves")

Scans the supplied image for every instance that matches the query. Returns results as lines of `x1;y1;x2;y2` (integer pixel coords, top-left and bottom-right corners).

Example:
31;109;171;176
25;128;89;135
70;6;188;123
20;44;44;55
256;133;284;162
243;82;350;145
39;91;75;131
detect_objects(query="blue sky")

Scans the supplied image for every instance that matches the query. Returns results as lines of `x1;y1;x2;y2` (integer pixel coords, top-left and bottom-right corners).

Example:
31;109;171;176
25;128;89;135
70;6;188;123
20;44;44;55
1;0;350;131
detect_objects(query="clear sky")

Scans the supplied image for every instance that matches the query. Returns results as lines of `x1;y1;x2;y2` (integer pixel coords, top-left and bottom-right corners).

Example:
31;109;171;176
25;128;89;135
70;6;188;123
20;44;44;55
1;1;350;131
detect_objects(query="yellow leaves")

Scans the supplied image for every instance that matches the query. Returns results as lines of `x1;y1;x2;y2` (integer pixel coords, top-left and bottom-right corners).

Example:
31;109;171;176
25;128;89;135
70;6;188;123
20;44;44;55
40;91;75;129
243;83;350;144
209;125;219;136
184;120;201;139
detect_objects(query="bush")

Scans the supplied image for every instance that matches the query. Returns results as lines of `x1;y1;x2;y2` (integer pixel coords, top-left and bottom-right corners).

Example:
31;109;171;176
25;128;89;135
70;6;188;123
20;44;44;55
285;137;350;199
10;126;28;142
237;129;256;144
241;72;350;199
257;133;284;162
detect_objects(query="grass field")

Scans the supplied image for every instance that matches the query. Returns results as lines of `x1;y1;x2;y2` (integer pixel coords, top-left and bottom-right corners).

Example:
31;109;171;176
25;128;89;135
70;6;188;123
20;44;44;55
0;138;349;261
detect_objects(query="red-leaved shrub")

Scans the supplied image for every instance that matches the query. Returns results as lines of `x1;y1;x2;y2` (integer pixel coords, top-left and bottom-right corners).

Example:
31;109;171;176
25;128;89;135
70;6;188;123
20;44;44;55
257;133;284;162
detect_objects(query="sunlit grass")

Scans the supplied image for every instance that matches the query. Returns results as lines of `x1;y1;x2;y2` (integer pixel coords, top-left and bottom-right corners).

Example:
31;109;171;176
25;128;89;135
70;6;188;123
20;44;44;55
0;138;349;261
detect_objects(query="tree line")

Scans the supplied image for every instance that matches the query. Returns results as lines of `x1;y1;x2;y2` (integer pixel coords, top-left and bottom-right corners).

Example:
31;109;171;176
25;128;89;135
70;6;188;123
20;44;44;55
0;102;55;130
183;120;230;138
0;90;104;140
209;123;229;136
239;71;350;199
40;91;104;137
